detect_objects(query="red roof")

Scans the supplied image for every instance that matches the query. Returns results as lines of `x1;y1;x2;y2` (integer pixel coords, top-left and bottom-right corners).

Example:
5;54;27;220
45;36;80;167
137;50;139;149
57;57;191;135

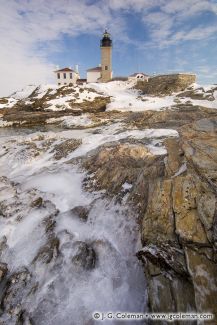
87;66;102;72
54;67;75;73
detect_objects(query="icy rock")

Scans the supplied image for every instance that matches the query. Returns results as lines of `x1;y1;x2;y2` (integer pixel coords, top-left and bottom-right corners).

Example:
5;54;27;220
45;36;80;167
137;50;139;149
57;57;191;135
42;216;57;235
0;236;7;256
2;269;31;314
15;310;33;325
69;205;89;222
0;262;8;282
71;241;96;270
51;138;82;160
32;237;60;264
30;197;43;208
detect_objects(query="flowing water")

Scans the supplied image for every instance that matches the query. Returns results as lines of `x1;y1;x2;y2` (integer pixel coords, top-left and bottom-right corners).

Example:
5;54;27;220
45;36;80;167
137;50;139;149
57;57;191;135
0;126;147;324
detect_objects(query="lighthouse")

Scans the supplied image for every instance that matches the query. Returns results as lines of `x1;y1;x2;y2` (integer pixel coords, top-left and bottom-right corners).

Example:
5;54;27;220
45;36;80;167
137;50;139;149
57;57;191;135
100;30;112;82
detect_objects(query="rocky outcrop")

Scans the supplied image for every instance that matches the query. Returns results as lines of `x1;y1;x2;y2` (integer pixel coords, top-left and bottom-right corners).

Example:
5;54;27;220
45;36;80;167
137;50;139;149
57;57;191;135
138;118;217;323
177;86;217;101
0;98;8;105
0;85;217;323
82;117;217;323
1;98;109;127
0;84;110;127
136;73;196;95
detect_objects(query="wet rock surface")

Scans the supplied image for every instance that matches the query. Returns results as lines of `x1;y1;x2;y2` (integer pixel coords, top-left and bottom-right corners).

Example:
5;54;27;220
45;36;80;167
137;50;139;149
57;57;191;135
51;138;82;160
71;241;96;270
82;117;217;323
69;205;90;222
32;237;60;264
142;120;217;322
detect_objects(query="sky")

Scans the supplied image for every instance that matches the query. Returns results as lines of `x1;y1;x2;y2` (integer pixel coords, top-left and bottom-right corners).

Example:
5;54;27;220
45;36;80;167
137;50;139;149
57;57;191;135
0;0;217;96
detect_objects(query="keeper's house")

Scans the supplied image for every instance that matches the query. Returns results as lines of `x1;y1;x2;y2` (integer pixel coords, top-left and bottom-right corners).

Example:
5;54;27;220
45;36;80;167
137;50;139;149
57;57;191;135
54;67;80;86
128;73;149;82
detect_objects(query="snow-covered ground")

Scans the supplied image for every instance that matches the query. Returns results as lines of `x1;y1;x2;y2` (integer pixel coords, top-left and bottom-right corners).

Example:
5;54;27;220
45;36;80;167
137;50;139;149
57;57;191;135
178;95;217;109
1;81;216;113
89;80;177;111
0;84;104;111
0;121;179;324
87;81;217;111
46;115;93;128
45;86;104;111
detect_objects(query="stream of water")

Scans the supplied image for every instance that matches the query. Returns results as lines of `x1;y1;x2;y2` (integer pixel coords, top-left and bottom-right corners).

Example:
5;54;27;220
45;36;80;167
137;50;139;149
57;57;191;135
0;126;147;324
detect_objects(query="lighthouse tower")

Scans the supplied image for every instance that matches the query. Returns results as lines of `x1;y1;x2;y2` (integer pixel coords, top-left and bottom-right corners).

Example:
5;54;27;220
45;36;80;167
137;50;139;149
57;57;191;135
100;30;112;82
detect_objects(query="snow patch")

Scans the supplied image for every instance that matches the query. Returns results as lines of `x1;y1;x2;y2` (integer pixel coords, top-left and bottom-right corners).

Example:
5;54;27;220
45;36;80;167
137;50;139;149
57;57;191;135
46;115;93;127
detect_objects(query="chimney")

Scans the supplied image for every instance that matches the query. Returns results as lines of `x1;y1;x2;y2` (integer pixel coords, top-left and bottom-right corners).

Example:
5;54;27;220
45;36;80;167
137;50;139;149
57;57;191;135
75;65;79;73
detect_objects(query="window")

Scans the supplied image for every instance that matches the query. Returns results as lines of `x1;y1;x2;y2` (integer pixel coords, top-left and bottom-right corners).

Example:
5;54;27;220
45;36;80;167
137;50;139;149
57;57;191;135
57;73;60;79
105;66;108;70
58;82;61;85
63;73;66;79
70;73;72;79
64;83;67;85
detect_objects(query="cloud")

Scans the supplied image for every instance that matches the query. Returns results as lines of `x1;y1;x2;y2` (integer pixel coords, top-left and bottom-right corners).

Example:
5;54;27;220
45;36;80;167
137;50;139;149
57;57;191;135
142;0;217;46
107;0;162;11
0;0;216;96
0;0;125;96
162;0;217;16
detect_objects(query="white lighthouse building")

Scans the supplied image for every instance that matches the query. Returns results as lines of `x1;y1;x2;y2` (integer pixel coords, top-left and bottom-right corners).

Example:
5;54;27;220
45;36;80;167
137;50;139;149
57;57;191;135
86;30;113;83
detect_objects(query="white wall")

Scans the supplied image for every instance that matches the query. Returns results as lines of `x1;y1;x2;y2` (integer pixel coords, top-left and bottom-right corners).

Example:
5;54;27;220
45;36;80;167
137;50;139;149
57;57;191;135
55;71;79;85
87;71;101;83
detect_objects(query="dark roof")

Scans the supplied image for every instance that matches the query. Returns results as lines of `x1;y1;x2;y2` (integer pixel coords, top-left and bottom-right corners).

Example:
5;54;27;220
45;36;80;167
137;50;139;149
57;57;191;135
87;66;102;72
100;30;112;47
130;72;149;77
77;79;87;84
54;67;75;73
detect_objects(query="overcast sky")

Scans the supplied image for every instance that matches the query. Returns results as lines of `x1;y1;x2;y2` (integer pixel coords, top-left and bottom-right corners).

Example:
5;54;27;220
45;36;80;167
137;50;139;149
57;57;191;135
0;0;217;96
